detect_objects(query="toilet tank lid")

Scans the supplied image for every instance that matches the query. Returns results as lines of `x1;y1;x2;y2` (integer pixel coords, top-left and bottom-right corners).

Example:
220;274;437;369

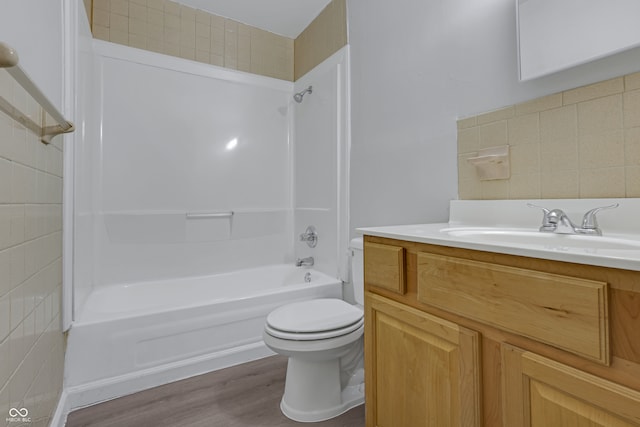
350;237;363;250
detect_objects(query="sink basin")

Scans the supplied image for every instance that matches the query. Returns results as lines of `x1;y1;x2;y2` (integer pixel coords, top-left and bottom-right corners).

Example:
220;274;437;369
440;227;640;251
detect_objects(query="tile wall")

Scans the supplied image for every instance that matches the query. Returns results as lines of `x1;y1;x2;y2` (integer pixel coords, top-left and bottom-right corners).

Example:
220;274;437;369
83;0;92;26
458;72;640;199
294;0;347;80
89;0;349;82
0;70;65;426
91;0;294;81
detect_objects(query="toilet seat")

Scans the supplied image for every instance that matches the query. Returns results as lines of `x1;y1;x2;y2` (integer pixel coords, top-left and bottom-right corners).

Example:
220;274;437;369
265;318;364;341
265;298;364;341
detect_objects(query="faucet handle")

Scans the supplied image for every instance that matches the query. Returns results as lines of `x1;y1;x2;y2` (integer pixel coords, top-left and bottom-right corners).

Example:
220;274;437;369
581;203;619;230
299;225;318;248
527;203;555;231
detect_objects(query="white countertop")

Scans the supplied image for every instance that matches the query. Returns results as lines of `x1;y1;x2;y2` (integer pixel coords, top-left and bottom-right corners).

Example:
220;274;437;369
357;198;640;272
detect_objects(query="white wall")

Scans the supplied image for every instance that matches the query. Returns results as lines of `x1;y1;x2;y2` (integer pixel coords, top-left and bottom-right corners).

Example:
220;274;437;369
347;0;640;231
78;42;295;287
0;1;63;110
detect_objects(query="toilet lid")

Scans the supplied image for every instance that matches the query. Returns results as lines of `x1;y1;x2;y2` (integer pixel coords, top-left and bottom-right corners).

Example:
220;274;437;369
264;318;363;341
266;298;363;334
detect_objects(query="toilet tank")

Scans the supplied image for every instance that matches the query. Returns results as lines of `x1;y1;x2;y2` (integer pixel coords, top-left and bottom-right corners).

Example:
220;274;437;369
350;237;364;305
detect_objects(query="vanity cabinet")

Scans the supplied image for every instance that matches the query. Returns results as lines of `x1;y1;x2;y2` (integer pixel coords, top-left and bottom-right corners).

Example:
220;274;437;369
363;236;640;427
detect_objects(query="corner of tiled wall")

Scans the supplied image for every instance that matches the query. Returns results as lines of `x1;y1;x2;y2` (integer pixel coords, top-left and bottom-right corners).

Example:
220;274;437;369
91;0;295;81
83;0;92;27
294;0;347;80
458;71;640;200
0;70;65;426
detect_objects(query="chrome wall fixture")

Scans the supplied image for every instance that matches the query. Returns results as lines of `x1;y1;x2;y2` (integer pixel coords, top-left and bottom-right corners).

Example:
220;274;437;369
293;86;312;103
300;225;318;248
0;42;75;144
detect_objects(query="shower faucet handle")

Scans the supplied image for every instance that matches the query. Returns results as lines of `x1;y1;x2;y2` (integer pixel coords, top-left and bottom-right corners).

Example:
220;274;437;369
299;226;318;248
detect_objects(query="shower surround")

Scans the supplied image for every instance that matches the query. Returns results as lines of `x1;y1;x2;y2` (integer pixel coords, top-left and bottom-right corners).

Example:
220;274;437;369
67;39;350;409
85;40;294;289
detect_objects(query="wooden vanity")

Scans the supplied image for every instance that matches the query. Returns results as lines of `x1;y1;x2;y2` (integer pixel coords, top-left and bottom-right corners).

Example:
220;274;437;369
363;235;640;427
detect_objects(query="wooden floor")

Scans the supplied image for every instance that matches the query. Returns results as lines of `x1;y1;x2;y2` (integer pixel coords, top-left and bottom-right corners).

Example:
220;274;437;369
66;355;365;427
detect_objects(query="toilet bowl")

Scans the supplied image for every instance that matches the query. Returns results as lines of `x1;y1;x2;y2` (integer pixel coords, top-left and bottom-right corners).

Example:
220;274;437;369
262;238;365;422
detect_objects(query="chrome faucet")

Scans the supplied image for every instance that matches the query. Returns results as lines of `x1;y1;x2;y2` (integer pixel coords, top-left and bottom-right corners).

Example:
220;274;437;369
295;256;314;267
527;203;618;236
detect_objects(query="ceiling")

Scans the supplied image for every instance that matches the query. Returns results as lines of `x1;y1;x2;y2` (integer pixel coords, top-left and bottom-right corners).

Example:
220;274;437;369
173;0;332;39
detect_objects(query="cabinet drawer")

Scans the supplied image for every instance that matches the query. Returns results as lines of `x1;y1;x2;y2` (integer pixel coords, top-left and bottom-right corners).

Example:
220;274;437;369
417;253;609;364
364;242;406;294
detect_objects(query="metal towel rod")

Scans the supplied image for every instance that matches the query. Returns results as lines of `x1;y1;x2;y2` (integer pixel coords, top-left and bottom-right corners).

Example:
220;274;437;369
186;212;234;219
0;41;75;144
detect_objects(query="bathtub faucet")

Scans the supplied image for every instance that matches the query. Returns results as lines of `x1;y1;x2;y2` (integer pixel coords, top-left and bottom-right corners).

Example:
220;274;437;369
295;257;314;267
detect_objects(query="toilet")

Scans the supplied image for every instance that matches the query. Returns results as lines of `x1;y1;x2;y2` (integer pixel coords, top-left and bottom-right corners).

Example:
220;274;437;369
262;238;365;422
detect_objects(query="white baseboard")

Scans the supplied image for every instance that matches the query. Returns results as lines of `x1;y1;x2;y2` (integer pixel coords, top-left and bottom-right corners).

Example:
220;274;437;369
50;389;70;427
57;342;273;424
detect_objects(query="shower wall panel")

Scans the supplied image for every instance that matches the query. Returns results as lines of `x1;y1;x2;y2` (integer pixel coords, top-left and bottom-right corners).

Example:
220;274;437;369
90;41;294;286
293;46;350;283
73;14;100;320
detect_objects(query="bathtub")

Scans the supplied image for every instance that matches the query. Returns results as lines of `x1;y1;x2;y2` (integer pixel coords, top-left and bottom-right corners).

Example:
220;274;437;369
64;265;342;409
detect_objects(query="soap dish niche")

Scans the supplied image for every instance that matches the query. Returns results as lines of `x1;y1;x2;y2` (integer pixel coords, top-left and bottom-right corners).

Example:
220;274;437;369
467;145;510;181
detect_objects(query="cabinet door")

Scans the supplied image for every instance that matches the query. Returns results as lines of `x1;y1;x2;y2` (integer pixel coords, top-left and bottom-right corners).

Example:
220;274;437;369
502;344;640;426
365;293;481;427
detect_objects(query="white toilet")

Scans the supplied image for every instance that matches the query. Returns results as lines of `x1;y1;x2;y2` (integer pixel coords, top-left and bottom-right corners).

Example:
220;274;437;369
262;238;365;422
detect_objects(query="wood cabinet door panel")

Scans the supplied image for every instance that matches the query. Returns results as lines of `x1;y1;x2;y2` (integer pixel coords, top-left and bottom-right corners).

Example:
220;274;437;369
365;293;481;427
503;344;640;426
529;380;634;426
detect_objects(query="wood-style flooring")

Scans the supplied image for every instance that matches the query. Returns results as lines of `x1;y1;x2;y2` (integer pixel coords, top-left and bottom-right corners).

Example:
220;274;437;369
66;355;365;427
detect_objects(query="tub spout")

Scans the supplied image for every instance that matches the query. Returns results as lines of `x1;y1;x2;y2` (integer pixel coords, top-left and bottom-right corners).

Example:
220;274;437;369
295;257;314;267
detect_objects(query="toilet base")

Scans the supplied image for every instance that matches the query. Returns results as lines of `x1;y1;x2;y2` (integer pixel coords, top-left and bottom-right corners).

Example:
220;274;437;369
280;360;364;423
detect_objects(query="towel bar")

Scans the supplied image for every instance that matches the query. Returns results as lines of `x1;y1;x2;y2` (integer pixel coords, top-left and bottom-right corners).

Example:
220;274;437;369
0;41;75;144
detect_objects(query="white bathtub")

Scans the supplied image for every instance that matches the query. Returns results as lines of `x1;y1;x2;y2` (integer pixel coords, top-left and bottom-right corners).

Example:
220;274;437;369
64;265;342;409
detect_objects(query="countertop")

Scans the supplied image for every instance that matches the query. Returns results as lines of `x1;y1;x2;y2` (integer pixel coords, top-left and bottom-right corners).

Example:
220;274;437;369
357;198;640;272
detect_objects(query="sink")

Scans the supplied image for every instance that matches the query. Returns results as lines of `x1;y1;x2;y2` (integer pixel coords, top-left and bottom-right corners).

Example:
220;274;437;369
439;227;640;251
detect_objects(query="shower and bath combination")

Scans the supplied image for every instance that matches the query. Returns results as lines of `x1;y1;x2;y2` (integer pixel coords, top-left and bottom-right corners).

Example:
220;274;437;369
293;86;312;103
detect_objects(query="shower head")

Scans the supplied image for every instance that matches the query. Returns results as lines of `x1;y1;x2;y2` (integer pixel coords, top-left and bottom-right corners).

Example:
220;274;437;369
293;86;312;103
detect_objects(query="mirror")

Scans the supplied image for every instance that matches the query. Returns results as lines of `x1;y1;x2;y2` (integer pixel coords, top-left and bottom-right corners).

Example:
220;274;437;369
517;0;640;81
